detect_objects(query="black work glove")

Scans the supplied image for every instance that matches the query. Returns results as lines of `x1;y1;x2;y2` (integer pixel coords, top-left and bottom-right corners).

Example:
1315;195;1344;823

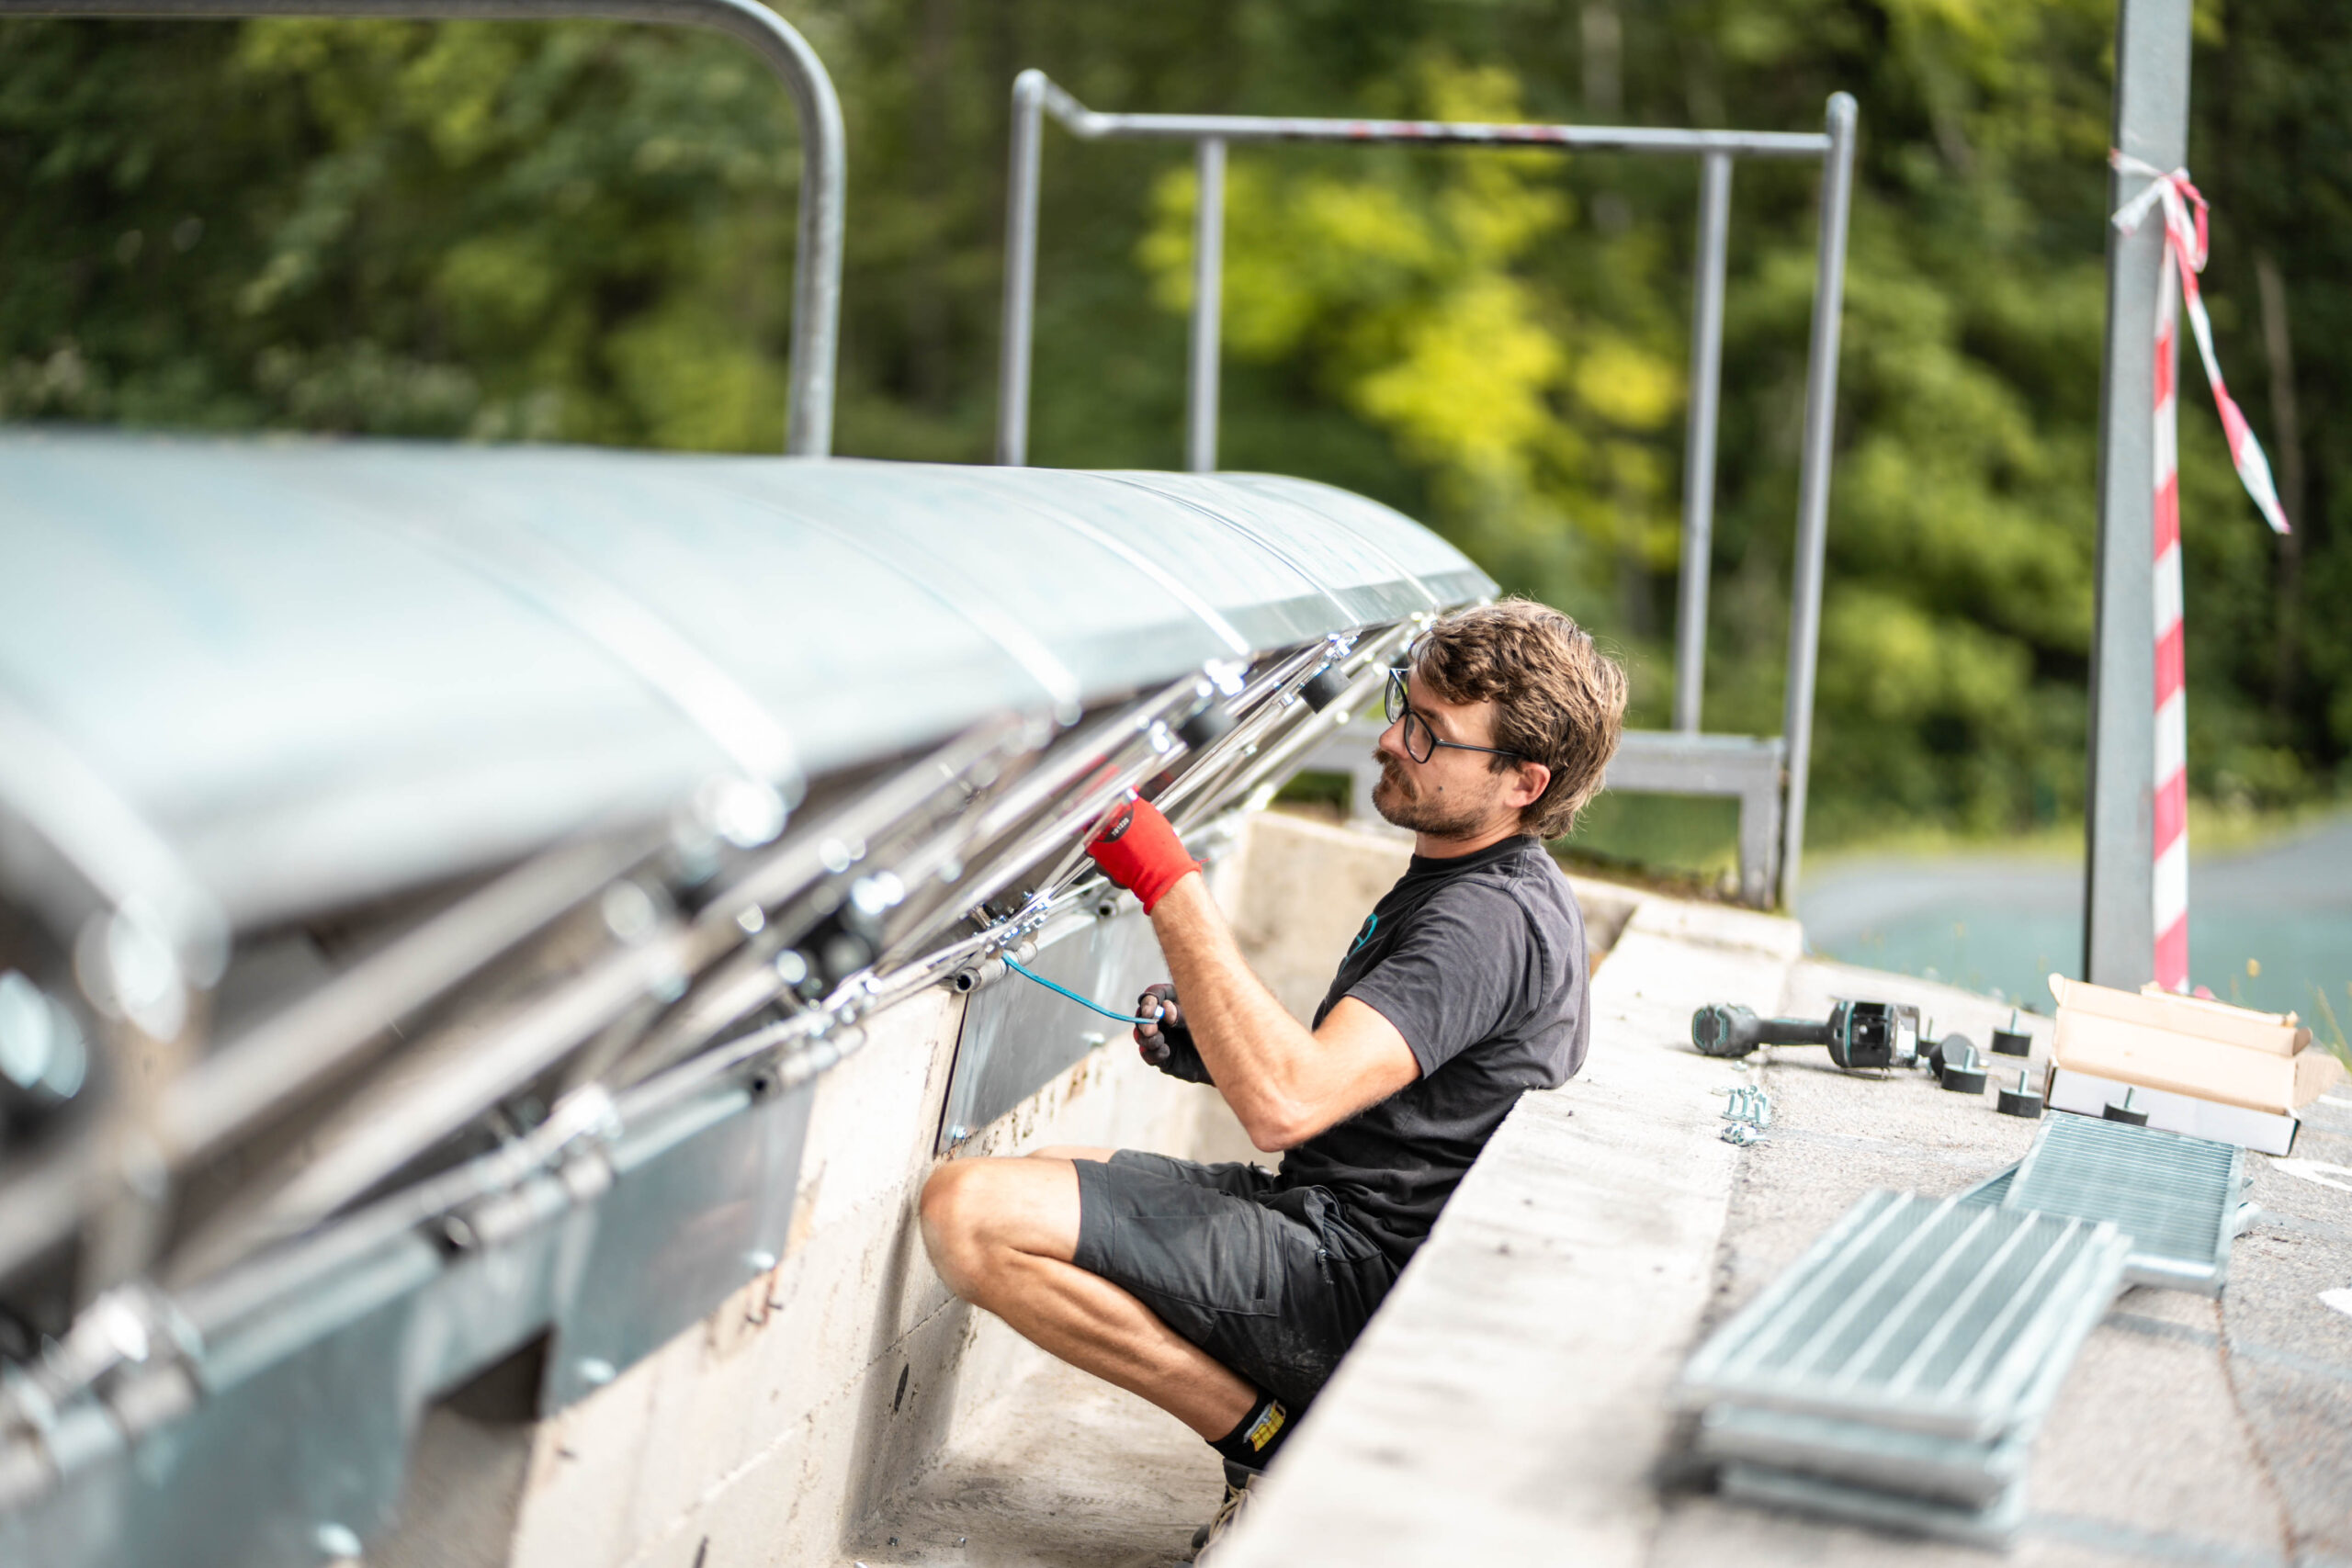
1135;983;1214;1085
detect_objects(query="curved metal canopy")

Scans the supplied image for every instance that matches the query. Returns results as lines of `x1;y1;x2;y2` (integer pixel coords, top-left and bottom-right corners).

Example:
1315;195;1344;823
0;431;1490;928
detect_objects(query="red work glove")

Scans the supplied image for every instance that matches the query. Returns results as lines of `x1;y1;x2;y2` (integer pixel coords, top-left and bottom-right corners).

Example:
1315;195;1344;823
1085;798;1201;915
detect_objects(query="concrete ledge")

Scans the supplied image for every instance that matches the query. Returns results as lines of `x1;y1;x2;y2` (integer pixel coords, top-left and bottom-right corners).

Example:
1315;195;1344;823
1219;888;1802;1566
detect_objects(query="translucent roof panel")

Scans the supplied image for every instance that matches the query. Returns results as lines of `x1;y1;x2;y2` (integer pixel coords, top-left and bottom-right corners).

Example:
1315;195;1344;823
0;432;1493;925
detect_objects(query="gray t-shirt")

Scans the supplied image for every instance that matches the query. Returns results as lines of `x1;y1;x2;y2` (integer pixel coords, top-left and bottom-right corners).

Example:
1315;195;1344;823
1279;833;1589;1263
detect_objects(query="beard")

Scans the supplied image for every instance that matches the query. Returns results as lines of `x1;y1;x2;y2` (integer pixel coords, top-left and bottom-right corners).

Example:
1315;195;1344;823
1371;752;1487;839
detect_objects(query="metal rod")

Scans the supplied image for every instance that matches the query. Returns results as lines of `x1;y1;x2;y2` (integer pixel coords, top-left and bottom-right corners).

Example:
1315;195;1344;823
1186;138;1227;474
1776;93;1858;912
997;68;1047;465
2085;0;2193;987
1035;94;1831;159
0;0;844;457
1674;152;1733;735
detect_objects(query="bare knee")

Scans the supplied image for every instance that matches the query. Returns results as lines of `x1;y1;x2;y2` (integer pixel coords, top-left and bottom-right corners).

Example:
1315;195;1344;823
918;1156;1081;1305
919;1159;988;1297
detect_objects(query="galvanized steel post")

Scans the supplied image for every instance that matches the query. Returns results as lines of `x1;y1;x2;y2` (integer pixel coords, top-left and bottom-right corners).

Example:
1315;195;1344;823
0;0;847;457
998;68;1048;465
1186;138;1227;474
1673;151;1733;735
2085;0;2193;988
1776;92;1857;911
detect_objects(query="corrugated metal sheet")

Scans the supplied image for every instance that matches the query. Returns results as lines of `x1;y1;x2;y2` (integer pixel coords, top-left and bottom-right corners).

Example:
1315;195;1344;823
0;433;1489;926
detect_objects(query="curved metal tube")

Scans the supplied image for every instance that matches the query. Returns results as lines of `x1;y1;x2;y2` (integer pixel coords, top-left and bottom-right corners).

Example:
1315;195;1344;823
0;0;844;456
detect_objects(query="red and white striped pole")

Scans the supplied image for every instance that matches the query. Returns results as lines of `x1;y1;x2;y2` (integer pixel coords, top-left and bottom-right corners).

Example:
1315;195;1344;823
2110;153;2291;993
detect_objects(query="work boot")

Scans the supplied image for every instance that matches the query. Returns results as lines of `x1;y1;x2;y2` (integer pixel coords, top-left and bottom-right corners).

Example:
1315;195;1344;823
1188;1461;1260;1562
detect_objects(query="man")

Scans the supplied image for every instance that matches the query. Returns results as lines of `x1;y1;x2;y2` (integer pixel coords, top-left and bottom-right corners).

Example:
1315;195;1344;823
919;599;1626;1556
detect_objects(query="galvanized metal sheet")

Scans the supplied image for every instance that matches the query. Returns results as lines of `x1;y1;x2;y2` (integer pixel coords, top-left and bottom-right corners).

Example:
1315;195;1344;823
2000;1112;2244;1294
0;433;1493;928
545;1077;812;1410
0;1069;808;1566
1679;1190;2129;1439
940;910;1165;1148
0;1244;433;1568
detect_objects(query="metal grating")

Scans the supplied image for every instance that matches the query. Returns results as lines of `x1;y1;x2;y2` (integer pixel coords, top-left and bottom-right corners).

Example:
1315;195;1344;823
1721;1461;2026;1547
1679;1190;2130;1439
1699;1404;2028;1506
2000;1113;2243;1294
1955;1164;2017;1207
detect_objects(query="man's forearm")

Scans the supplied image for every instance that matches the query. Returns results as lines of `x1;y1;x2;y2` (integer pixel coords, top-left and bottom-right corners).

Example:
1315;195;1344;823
1146;876;1320;1145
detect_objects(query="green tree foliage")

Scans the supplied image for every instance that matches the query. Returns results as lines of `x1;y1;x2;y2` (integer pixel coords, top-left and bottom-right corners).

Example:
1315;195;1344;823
1;0;2341;847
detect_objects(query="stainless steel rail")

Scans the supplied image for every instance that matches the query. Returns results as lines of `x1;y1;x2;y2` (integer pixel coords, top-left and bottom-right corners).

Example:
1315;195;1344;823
0;0;845;457
995;73;1859;907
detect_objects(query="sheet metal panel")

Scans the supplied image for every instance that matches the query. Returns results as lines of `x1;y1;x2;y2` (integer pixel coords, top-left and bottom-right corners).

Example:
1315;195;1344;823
940;910;1165;1147
0;1074;815;1568
0;434;1493;928
544;1078;812;1409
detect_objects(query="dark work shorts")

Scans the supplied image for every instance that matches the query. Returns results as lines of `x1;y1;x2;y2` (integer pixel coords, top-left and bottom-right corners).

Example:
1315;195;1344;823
1070;1149;1400;1412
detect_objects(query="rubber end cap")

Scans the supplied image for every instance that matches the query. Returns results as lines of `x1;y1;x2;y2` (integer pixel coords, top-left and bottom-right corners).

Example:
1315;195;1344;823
1991;1028;2032;1057
1940;1064;1989;1094
1996;1087;2044;1118
1177;702;1236;750
1301;667;1351;712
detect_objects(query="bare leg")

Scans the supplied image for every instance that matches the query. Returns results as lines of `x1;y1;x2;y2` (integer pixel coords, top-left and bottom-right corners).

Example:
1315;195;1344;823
920;1156;1256;1438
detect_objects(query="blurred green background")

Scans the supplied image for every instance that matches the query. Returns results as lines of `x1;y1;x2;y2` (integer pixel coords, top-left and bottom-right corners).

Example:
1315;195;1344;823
3;0;2346;886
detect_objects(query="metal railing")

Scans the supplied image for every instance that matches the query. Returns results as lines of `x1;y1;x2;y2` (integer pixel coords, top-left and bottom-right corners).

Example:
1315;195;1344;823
0;0;846;456
997;75;1857;905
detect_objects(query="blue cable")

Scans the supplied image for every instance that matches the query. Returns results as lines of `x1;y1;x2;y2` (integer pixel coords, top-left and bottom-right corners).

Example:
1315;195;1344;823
1001;955;1154;1024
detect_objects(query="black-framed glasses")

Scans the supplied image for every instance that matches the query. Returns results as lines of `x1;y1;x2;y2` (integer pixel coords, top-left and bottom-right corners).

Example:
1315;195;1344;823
1383;667;1524;766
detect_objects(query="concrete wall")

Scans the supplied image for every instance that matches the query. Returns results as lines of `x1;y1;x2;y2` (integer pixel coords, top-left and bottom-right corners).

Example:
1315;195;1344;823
374;846;1261;1568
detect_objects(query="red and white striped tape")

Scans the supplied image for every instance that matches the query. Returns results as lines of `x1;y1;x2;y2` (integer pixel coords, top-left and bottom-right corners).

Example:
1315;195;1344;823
2109;152;2292;993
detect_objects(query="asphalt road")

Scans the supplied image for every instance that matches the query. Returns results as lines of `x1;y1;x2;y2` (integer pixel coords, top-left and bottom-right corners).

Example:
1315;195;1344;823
1799;813;2352;1021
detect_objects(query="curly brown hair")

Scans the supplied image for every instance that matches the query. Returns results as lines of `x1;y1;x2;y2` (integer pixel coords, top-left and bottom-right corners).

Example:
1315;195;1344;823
1410;599;1629;839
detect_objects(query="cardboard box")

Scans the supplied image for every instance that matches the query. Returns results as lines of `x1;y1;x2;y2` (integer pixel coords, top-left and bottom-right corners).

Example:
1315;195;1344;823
2043;1067;2301;1156
2052;975;2309;1055
2046;975;2343;1116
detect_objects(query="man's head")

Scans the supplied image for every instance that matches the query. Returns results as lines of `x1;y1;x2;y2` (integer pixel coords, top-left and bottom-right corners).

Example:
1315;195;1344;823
1371;599;1627;844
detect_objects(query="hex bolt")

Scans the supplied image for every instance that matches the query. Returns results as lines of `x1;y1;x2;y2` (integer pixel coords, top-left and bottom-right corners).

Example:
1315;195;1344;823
1996;1068;2045;1119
